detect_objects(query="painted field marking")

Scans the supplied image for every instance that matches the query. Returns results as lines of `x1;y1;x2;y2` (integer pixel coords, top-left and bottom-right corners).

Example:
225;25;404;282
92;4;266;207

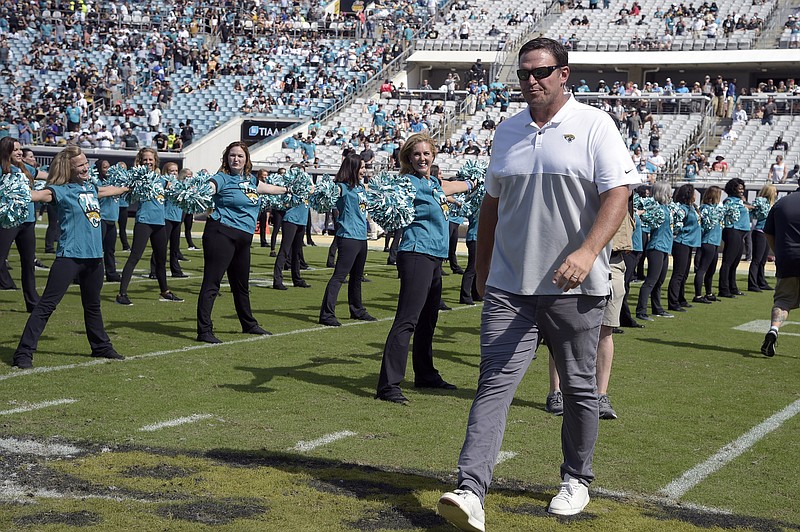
139;413;214;432
733;320;800;337
660;398;800;500
292;430;357;452
0;437;82;457
0;480;151;504
495;450;518;465
593;487;732;515
0;399;77;416
0;305;478;382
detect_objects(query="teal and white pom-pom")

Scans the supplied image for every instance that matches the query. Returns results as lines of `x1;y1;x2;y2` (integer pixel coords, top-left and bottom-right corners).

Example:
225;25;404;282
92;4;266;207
260;172;290;211
640;200;666;229
87;166;100;187
450;160;488;218
722;199;741;226
751;197;770;221
104;164;129;187
167;170;214;213
700;203;723;232
0;172;32;228
669;202;686;233
123;165;162;203
33;179;47;191
633;193;643;211
308;174;339;213
365;173;415;231
283;166;313;209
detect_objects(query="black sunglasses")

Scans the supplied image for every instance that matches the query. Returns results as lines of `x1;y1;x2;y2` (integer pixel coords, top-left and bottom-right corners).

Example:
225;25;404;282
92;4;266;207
516;65;564;81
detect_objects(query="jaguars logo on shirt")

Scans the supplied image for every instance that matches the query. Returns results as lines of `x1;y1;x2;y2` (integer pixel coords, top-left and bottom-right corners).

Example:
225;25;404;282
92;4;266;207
239;181;259;205
435;188;450;220
357;191;367;213
154;182;165;205
79;192;101;228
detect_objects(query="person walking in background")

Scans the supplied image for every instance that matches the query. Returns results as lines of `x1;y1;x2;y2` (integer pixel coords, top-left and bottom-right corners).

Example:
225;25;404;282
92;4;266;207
438;38;638;531
197;141;288;344
693;186;724;303
748;184;777;292
149;162;187;279
376;133;473;405
319;153;376;327
272;165;314;291
116;162;131;252
636;181;674;321
667;184;700;312
718;178;751;298
761;188;800;357
96;160;122;282
12;146;128;369
459;211;481;305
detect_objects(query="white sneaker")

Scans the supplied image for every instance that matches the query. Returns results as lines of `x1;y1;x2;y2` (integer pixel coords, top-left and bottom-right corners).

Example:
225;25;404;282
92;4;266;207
548;474;590;516
437;489;485;532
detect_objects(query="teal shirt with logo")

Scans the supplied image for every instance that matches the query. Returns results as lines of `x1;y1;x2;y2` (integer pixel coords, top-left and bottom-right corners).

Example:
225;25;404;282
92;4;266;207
48;182;103;258
335;183;368;240
398;174;450;258
209;171;260;233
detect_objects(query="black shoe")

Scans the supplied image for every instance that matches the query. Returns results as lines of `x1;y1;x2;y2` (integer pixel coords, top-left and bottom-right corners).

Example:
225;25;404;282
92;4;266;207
260;242;269;247
760;285;774;291
244;325;272;335
620;321;645;328
307;241;317;246
668;306;687;312
680;303;693;308
92;350;124;360
761;330;777;357
148;273;157;279
197;333;222;344
172;272;189;278
451;267;465;274
375;392;409;404
383;247;390;252
654;311;675;318
106;274;122;282
361;276;371;283
159;291;184;302
319;318;342;327
272;283;288;290
387;260;396;266
636;313;654;322
705;294;718;302
414;380;457;390
439;303;452;311
612;327;624;334
12;354;33;369
732;290;745;296
177;254;188;261
693;296;712;304
116;293;133;306
34;259;49;270
351;313;377;321
294;280;311;288
269;251;277;257
718;292;736;298
748;287;762;293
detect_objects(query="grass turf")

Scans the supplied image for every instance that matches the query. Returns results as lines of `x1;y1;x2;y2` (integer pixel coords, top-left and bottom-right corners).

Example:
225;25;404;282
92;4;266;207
1;230;798;531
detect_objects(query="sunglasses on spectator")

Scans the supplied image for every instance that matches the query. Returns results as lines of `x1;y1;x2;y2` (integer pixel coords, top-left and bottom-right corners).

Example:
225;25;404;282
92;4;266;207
516;65;564;81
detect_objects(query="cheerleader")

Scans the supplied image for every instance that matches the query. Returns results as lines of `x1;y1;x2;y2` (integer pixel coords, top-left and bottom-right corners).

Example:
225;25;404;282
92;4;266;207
0;137;39;311
619;192;643;327
319;153;376;326
693;186;723;303
12;146;128;369
116;148;182;306
667;184;701;311
197;141;287;344
272;164;313;290
96;160;122;282
149;162;186;279
376;133;473;404
718;178;751;298
117;162;131;252
459;211;480;305
748;184;777;292
636;181;674;321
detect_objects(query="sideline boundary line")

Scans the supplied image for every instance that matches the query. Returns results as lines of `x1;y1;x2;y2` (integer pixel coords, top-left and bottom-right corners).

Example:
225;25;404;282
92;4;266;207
660;399;800;500
0;305;478;382
0;399;77;416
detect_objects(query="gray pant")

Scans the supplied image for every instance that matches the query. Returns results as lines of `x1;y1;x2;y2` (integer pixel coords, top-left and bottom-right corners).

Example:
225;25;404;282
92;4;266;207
456;287;605;504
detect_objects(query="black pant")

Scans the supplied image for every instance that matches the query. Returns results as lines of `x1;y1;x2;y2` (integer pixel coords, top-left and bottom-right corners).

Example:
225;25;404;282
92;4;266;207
635;232;650;279
197;219;259;335
14;257;114;360
101;220;118;278
150;219;183;276
273;221;305;286
118;206;130;249
667;242;693;308
748;230;770;289
386;230;401;264
636;250;668;315
377;251;445;397
719;228;746;295
447;221;462;271
327;235;340;267
694;243;719;296
183;213;196;248
44;203;61;252
0;222;39;311
320;238;368;321
269;209;285;251
258;209;269;246
120;223;168;294
306;210;315;244
620;250;640;325
460;240;479;303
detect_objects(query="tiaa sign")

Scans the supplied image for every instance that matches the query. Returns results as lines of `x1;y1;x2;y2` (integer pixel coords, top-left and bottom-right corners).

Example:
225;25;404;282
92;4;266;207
241;119;299;146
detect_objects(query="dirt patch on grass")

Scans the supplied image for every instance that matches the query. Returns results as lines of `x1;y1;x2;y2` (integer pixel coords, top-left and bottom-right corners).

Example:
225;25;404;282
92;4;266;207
347;507;445;531
644;504;800;531
123;463;196;480
307;477;410;498
13;510;100;527
155;498;267;525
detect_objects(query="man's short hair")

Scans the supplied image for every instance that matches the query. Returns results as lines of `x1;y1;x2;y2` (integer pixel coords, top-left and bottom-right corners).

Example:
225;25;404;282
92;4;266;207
517;37;569;67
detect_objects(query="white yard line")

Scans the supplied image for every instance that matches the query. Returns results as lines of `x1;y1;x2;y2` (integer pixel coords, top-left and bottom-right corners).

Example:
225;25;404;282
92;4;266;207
733;320;800;337
495;450;517;465
0;437;82;457
139;413;214;432
660;398;800;500
0;399;77;416
0;480;151;504
292;430;357;452
0;305;477;382
593;487;732;515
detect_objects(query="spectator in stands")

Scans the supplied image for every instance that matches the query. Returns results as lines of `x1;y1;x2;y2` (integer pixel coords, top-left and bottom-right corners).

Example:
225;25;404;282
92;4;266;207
762;97;777;125
482;115;496;130
769;155;788;184
721;126;738;140
711;155;729;173
649;148;666;172
733;103;748;123
771;135;789;152
147;104;162;132
463;140;481;155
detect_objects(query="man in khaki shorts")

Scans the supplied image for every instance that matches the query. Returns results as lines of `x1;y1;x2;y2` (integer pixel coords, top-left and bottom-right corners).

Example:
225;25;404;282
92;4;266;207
761;190;800;357
546;210;634;419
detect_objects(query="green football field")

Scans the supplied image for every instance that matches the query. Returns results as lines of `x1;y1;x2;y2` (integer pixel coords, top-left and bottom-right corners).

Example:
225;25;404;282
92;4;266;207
1;229;798;531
